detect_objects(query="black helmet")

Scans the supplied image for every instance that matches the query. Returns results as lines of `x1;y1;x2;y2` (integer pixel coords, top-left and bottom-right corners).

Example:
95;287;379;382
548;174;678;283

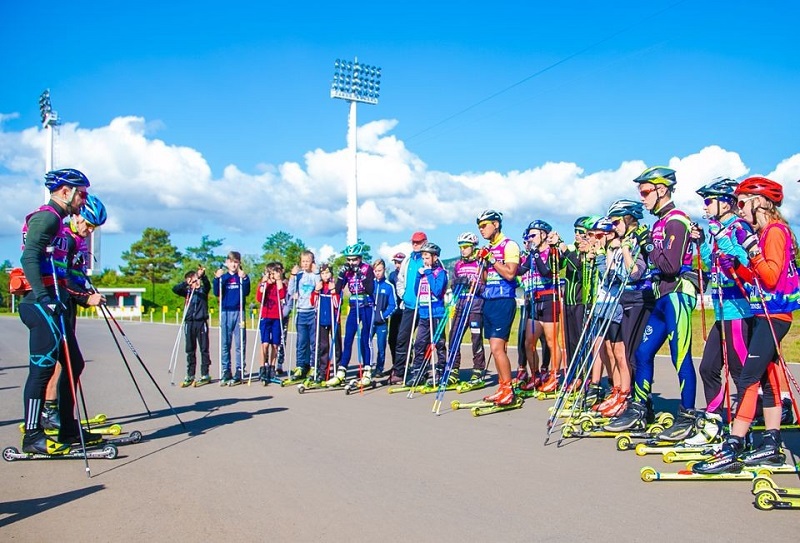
526;220;552;234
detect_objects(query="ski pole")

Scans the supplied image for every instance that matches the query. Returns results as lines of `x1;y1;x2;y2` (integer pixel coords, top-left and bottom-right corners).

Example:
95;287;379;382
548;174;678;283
47;248;90;476
401;281;422;385
247;277;268;385
238;273;245;380
312;290;321;382
217;266;224;381
712;255;733;426
168;287;195;384
696;239;707;341
329;292;340;380
408;284;459;399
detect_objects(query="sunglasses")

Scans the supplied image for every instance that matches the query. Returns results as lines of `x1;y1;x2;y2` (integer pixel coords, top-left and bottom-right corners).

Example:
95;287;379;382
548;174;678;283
574;229;586;235
590;232;607;239
346;257;359;262
638;187;657;197
477;221;493;229
737;195;759;209
610;218;623;226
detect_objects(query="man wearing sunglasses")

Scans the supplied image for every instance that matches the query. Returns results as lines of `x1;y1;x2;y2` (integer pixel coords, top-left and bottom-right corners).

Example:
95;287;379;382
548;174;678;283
605;166;699;441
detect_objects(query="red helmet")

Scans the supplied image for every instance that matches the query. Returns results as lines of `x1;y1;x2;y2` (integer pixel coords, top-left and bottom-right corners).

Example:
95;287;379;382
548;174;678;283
734;176;783;206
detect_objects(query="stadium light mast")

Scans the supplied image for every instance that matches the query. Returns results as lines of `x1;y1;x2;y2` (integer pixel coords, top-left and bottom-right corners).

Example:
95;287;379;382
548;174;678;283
38;89;59;203
330;57;381;245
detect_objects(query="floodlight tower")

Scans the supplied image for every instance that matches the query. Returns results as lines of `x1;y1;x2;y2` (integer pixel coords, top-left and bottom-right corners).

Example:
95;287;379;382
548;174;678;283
38;89;59;203
330;57;381;245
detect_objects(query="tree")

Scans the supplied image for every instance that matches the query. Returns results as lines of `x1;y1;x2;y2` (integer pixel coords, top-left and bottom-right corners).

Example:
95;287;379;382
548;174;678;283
261;231;307;269
119;228;181;303
0;259;12;311
182;234;225;271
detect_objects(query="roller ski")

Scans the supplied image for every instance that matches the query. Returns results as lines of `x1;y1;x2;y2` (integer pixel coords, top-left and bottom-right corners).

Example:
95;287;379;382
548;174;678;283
417;373;460;395
3;444;119;462
193;375;212;387
455;370;487;394
227;370;244;387
219;371;233;387
257;366;279;386
470;397;524;417
641;462;800;482
281;366;311;387
96;430;144;448
752;475;800;509
344;367;382;395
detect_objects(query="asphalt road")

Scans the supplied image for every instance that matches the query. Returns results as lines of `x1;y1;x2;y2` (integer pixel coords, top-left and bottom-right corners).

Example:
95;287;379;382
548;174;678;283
1;316;798;542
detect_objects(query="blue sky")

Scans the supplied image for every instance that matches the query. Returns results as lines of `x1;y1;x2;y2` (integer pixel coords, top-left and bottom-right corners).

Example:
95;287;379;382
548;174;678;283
1;1;798;270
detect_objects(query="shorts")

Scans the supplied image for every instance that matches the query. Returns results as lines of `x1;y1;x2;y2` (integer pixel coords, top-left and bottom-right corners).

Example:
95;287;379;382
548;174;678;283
533;294;560;323
259;318;282;345
482;298;516;340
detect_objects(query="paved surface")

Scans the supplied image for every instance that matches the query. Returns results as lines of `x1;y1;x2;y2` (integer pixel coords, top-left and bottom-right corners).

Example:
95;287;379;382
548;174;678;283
1;316;799;542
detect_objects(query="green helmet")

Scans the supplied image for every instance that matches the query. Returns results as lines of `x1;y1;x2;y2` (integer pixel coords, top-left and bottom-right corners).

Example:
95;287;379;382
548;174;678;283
342;242;365;257
633;166;676;187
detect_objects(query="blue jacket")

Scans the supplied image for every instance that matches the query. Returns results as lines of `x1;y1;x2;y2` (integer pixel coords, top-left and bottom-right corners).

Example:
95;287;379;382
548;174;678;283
373;277;397;324
213;273;250;311
413;263;448;319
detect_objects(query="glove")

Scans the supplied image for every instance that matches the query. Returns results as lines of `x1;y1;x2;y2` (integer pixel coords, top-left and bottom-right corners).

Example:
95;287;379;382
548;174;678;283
717;254;738;274
736;229;760;255
37;294;66;317
476;247;491;261
690;223;705;244
338;267;348;281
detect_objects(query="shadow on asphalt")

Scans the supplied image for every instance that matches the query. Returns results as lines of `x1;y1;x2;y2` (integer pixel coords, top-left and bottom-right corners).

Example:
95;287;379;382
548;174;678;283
0;485;105;528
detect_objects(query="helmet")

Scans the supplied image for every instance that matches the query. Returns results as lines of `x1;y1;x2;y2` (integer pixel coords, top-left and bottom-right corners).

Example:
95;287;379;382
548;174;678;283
420;242;441;256
589;217;614;232
696;177;739;200
476;209;502;225
607;199;644;220
526;220;552;234
342;242;365;257
80;195;107;226
580;215;601;230
456;232;478;246
392;252;406;262
44;168;90;191
633;166;676;187
573;216;590;230
734;176;783;206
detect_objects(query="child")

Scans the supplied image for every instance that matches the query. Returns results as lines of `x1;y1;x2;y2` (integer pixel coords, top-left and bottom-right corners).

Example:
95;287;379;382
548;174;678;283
172;267;213;387
287;251;320;381
256;263;286;383
371;259;397;377
310;264;342;383
326;243;375;387
213;251;250;385
408;242;448;387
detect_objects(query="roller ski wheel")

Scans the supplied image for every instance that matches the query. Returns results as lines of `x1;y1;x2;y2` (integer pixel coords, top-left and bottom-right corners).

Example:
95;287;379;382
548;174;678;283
754;489;780;511
103;431;143;447
470;397;523;417
640;467;658;482
752;475;779;494
561;424;576;439
635;442;649;456
3;444;118;461
615;434;633;451
657;412;675;428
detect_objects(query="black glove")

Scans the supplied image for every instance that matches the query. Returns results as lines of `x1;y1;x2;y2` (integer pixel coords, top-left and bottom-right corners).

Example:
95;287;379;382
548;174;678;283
37;294;67;317
338;267;348;281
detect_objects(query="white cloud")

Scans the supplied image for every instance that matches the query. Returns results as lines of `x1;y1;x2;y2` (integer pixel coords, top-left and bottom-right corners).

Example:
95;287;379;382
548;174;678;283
0;115;797;249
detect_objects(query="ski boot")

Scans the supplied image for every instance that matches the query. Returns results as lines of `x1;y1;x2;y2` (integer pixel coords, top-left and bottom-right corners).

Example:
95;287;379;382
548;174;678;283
583;383;604;410
194;374;212;387
40;401;60;431
781;397;796;425
483;380;515;406
324;367;347;387
603;400;647;432
519;373;543;393
514;367;529;386
22;430;70;455
742;430;785;467
683;411;722;447
219;371;233;386
228;370;243;387
180;376;195;388
59;426;104;446
275;364;287;378
387;373;404;386
593;387;620;413
655;406;700;442
600;390;629;418
691;434;745;474
258;366;268;384
456;369;485;392
357;366;373;387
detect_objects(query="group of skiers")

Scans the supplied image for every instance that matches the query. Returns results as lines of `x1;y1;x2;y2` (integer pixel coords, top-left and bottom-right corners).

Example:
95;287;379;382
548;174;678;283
14;166;800;476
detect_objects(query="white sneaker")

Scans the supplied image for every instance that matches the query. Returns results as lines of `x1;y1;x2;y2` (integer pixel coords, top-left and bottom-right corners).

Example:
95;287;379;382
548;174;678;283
683;412;722;446
325;367;347;387
357;367;372;386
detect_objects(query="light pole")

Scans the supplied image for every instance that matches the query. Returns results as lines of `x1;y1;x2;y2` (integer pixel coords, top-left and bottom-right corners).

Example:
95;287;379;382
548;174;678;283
330;57;381;246
38;89;59;203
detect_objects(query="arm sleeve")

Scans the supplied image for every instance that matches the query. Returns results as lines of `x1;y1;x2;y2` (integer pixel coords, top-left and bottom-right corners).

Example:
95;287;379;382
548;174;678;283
384;284;397;318
396;259;408;298
173;282;189;297
362;269;375;296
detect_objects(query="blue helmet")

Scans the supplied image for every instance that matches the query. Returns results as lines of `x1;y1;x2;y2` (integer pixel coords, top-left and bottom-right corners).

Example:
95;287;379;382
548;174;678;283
44;168;90;191
342;242;365;257
573;216;590;230
80;195;107;226
607;199;644;220
696;177;739;201
526;220;552;234
589;217;615;232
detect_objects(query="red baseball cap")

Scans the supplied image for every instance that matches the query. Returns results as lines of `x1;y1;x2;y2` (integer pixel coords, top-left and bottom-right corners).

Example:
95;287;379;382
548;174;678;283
392;252;406;262
411;231;427;243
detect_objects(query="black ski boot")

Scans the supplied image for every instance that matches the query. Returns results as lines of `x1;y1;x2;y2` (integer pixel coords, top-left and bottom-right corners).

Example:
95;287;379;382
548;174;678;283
22;430;70;455
780;398;796;425
742;429;785;467
692;434;745;474
656;406;700;442
603;400;647;432
59;423;104;446
584;383;604;409
40;401;60;431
